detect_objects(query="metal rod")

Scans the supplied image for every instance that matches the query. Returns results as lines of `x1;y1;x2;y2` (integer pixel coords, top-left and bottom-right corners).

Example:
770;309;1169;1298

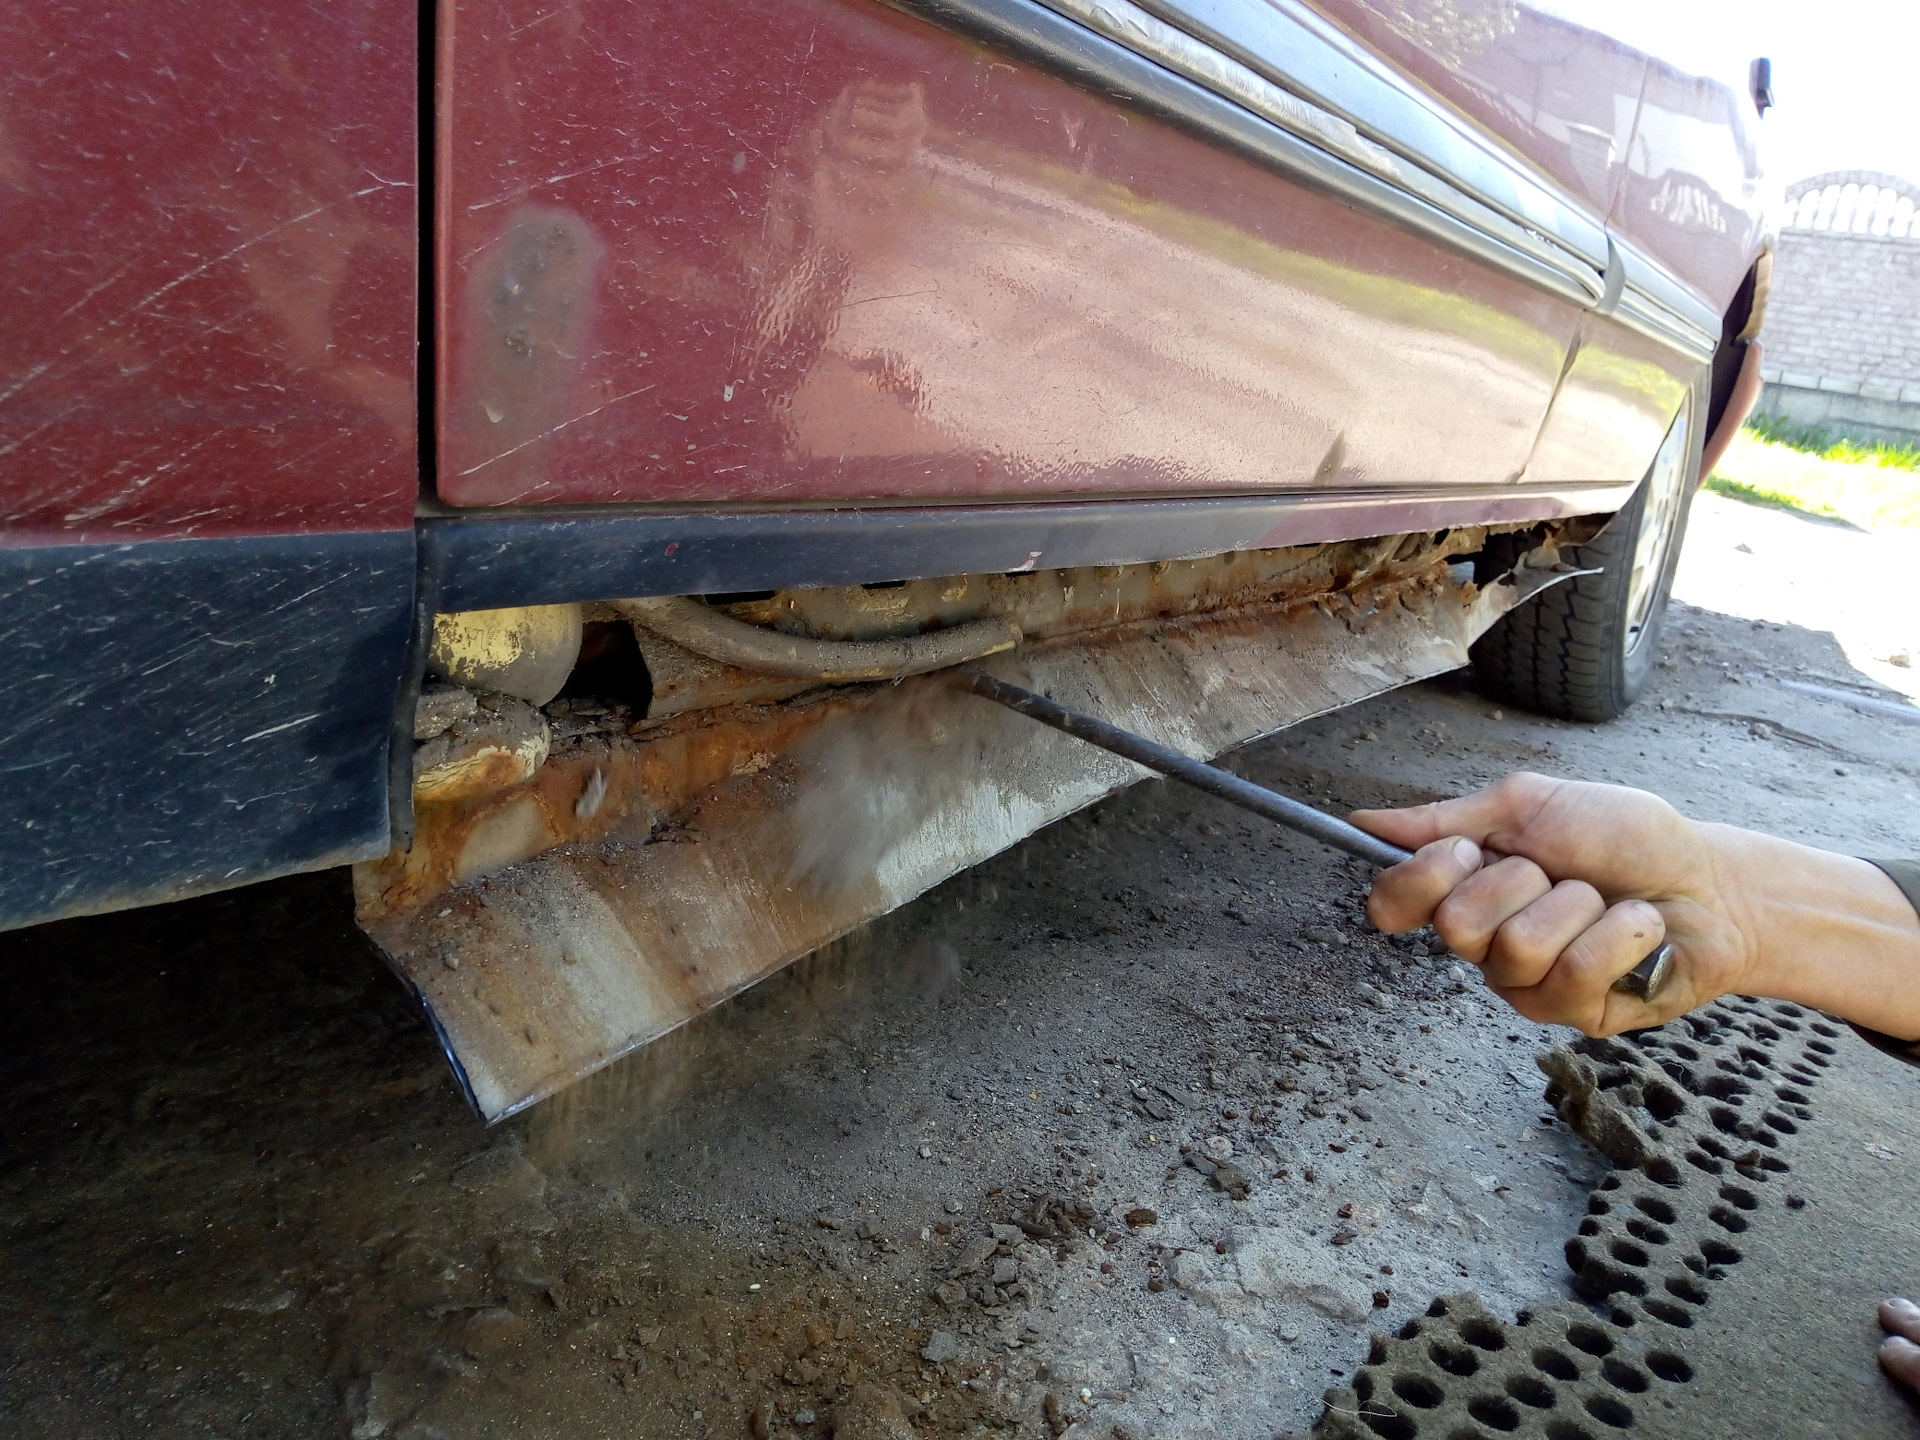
953;667;1411;866
954;665;1671;1002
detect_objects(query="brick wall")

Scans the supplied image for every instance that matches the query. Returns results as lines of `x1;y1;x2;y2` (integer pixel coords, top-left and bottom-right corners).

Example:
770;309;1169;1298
1761;227;1920;399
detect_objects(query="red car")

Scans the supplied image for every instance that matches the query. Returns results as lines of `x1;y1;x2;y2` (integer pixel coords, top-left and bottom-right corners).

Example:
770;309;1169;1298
0;0;1772;1119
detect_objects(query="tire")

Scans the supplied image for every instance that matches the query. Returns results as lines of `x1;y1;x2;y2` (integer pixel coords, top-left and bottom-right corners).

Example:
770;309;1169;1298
1471;380;1703;722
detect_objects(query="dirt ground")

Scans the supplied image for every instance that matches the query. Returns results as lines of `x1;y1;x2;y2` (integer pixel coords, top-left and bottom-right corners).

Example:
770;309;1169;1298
2;491;1917;1440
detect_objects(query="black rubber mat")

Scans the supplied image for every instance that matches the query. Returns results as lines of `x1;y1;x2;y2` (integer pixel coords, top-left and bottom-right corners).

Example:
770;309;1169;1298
1293;997;1920;1439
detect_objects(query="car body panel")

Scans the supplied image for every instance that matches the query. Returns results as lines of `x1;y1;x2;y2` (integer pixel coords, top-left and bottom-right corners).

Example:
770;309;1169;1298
0;0;1768;940
1611;55;1769;322
436;0;1592;508
0;1;420;931
1295;0;1766;318
0;0;418;540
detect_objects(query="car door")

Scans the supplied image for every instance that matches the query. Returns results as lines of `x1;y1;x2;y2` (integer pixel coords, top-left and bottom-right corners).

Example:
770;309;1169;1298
432;0;1603;512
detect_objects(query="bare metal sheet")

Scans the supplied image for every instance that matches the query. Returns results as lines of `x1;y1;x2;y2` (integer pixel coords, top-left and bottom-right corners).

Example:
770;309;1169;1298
357;570;1522;1120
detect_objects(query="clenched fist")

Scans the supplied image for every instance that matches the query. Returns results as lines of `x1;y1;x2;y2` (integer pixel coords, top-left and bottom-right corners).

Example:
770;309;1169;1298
1350;772;1920;1041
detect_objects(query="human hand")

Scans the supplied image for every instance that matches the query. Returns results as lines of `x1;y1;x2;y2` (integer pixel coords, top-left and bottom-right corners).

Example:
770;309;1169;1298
1350;772;1752;1036
1879;1298;1920;1391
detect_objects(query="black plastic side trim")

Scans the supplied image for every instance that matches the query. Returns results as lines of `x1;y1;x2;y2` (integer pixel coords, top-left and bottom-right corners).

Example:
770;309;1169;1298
421;482;1636;611
0;531;415;932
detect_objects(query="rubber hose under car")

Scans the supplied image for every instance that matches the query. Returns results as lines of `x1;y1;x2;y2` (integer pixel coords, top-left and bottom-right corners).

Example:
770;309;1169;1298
616;595;1022;682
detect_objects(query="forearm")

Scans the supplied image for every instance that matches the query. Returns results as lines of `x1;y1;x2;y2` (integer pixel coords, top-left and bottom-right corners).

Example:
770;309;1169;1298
1707;826;1920;1040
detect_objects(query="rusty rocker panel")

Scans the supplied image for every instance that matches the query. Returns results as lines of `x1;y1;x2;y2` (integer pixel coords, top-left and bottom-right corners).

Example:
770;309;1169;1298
357;547;1561;1120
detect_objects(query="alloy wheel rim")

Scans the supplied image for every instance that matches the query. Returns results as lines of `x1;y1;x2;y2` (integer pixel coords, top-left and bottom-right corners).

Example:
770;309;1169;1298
1624;401;1691;656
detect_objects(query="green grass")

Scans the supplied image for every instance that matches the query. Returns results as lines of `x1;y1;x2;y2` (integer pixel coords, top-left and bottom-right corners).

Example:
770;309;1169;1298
1707;421;1920;532
1745;412;1920;470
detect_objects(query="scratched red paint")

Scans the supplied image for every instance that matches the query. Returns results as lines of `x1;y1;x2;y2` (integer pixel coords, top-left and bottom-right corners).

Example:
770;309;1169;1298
0;1;417;539
436;0;1602;509
1300;0;1766;306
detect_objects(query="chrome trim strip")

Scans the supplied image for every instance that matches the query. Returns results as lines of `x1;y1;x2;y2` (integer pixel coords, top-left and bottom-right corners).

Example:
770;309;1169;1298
1131;0;1611;271
891;0;1602;304
1614;243;1724;360
1035;0;1606;301
899;0;1729;361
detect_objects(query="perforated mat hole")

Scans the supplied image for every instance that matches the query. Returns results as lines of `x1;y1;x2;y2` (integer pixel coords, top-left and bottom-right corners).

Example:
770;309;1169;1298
1646;1351;1693;1383
1670;1041;1700;1060
1748;1021;1782;1041
1708;1205;1748;1233
1578;1219;1601;1238
1430;1341;1479;1377
1427;1297;1452;1318
1699;1238;1741;1265
1643;1298;1694;1328
1719;1184;1758;1210
1776;1086;1809;1104
1607;1307;1636;1329
1774;1002;1805;1018
1392;1374;1445;1409
1583;1393;1634;1429
1356;1371;1377;1400
1566;1324;1614;1357
1467;1394;1522;1431
1809;1022;1839;1037
1808;1040;1835;1055
1624;1218;1670;1246
1609;1240;1650;1268
1685;1150;1723;1176
1763;1111;1798;1134
1600;1358;1649;1393
1361;1405;1417;1439
1641;1155;1681;1186
1599;1174;1622;1192
1696;1135;1731;1159
1759;1155;1789;1173
1532;1347;1579;1381
1790;1104;1813;1121
1632;1196;1677;1224
1737;1044;1772;1066
1665;1275;1709;1306
1461;1318;1507;1351
1642;1082;1685;1121
1398;1319;1424;1340
1701;1074;1749;1101
1587;1197;1612;1216
1506;1374;1555;1408
1709;1105;1742;1134
1543;1423;1598;1440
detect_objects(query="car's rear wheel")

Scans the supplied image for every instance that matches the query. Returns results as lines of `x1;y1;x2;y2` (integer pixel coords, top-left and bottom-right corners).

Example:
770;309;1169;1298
1472;386;1701;722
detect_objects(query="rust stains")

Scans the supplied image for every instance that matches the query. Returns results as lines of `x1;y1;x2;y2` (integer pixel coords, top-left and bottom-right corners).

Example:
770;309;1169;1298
354;557;1537;1121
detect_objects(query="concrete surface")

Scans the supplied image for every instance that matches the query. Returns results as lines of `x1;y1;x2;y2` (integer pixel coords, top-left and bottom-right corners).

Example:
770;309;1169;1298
0;490;1917;1440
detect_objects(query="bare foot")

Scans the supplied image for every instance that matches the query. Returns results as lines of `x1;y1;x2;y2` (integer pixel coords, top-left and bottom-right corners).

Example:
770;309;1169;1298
1878;1298;1920;1389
